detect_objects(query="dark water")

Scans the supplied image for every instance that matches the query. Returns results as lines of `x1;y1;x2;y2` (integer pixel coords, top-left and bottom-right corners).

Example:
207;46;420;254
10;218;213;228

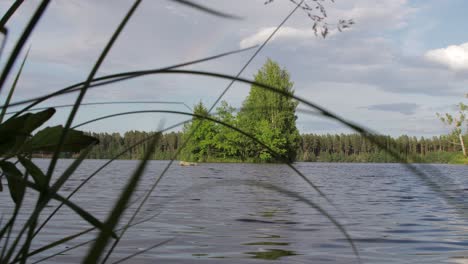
1;160;468;263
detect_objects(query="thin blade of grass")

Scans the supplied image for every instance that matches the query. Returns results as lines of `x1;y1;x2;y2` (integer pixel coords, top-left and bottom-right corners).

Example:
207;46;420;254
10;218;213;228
0;169;28;261
0;46;33;123
3;45;257;117
31;120;189;241
44;0;139;187
155;69;466;213
3;65;453;217
30;211;164;264
0;0;49;95
0;0;25;28
71;110;331;203
28;145;118;239
111;238;174;264
82;132;160;263
13;227;95;264
5;101;193;115
189;179;361;261
0;28;7;61
49;144;95;192
103;7;322;261
171;0;241;19
3;144;100;263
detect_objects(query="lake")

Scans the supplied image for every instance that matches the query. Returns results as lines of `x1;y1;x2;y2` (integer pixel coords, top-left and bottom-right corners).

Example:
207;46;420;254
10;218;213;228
1;160;467;263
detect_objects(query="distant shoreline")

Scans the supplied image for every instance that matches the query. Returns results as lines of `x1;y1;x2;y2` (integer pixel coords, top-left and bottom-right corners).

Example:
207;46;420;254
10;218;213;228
30;157;468;165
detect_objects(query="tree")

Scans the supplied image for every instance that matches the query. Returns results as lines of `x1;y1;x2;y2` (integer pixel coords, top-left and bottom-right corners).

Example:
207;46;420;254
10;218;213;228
181;102;217;162
238;59;300;162
213;101;240;159
437;95;467;158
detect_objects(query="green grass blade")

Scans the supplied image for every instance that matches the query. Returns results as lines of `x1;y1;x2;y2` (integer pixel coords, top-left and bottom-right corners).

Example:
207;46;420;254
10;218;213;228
0;46;30;123
18;156;47;190
4;144;98;263
83;133;160;263
3;45;256;117
190;179;361;261
111;238;174;264
71;110;332;203
13;227;95;263
51;192;117;239
49;144;94;193
5;101;193;115
0;0;49;95
0;27;7;60
30;211;163;263
32;120;188;241
0;167;27;261
44;0;141;186
0;0;25;28
171;0;240;19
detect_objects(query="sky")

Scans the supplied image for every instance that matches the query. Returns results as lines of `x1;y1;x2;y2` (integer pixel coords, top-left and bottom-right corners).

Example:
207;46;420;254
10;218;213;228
0;0;467;137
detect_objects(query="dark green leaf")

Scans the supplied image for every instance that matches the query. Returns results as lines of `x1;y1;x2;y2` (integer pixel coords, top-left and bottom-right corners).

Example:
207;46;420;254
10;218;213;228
18;156;47;190
0;108;55;155
30;125;98;153
0;161;25;204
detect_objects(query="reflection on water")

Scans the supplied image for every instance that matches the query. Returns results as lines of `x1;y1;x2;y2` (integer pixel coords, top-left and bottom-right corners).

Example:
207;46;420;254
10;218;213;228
243;242;290;246
0;160;467;263
245;249;298;260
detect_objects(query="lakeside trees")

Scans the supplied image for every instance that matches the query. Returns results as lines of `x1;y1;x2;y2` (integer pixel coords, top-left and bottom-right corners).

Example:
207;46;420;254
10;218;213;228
82;61;467;164
179;59;300;162
85;131;466;164
237;59;300;162
437;97;467;158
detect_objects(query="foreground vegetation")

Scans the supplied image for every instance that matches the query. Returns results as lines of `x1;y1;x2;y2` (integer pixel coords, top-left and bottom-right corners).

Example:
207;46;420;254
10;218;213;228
0;0;465;263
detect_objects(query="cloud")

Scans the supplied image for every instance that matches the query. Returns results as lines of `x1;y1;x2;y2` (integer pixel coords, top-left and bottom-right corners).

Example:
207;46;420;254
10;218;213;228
338;0;417;30
239;26;328;48
424;42;468;71
365;103;420;115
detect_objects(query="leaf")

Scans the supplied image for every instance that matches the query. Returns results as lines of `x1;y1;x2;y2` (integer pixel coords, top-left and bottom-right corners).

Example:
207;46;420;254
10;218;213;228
18;156;47;190
30;125;99;153
0;108;55;155
0;161;25;204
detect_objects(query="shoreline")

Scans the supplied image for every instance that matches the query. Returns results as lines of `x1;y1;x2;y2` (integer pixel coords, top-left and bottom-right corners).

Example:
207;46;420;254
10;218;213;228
29;157;468;165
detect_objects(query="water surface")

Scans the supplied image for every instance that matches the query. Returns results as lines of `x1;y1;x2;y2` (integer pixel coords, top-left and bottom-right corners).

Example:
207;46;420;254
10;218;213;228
0;160;467;263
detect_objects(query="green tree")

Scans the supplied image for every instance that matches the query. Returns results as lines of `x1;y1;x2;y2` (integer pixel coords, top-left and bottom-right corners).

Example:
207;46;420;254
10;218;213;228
181;102;217;162
213;101;239;160
238;59;300;162
437;96;467;158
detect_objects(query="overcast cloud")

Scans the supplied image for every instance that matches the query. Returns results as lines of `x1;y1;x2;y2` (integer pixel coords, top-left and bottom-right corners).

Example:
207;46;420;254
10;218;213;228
0;0;466;136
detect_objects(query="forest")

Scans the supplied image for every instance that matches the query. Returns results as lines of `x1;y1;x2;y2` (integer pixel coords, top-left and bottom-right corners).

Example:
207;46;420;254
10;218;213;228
76;130;466;164
70;59;466;164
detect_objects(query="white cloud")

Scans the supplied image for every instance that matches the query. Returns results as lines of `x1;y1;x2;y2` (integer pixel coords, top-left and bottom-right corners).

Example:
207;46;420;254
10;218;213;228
339;0;416;30
239;26;334;48
424;43;468;71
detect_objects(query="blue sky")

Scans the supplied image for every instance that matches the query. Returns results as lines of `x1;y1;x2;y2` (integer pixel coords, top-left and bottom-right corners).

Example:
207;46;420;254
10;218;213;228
0;0;467;137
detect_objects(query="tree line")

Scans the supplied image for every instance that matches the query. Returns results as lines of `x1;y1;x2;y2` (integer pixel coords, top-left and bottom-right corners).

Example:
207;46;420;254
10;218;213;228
78;59;466;164
80;131;466;164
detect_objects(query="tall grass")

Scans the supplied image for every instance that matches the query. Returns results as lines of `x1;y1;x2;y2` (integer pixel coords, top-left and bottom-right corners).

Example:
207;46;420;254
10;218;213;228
0;1;463;263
